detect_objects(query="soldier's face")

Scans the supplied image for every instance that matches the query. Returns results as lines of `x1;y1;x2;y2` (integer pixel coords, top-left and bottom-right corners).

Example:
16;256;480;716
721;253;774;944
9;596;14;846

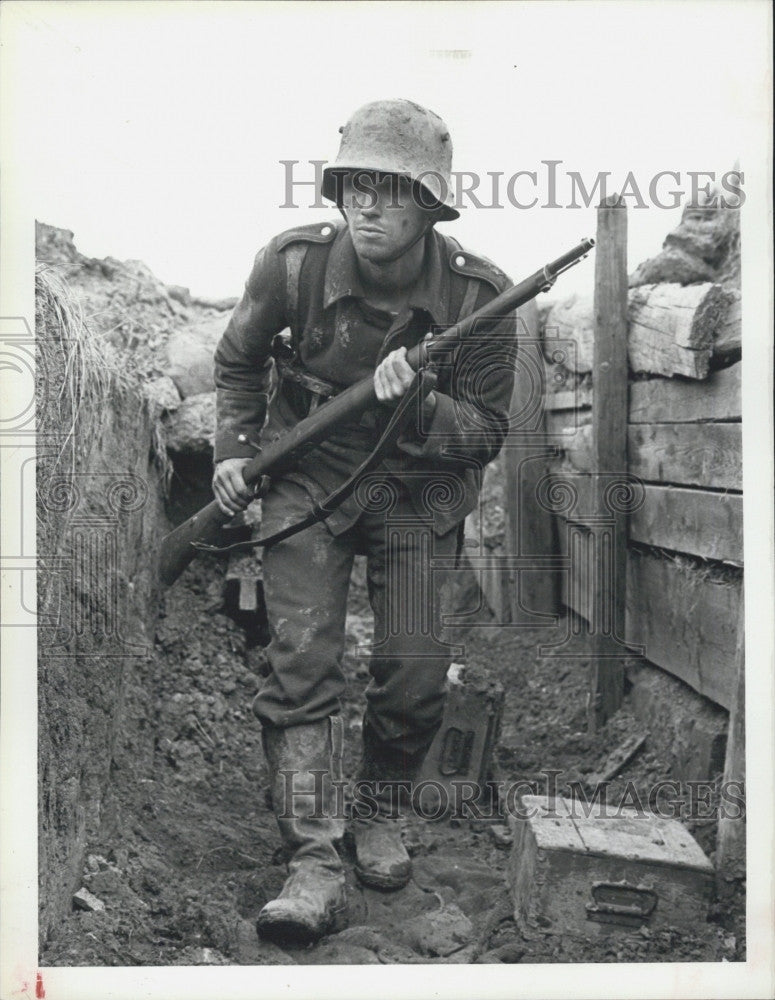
342;172;430;263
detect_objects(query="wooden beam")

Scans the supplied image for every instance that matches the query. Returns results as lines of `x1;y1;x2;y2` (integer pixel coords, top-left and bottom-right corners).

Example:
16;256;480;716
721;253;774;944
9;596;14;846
628;423;742;490
627;282;727;379
588;195;628;729
557;483;743;564
625;549;741;709
629;362;741;424
630;485;743;565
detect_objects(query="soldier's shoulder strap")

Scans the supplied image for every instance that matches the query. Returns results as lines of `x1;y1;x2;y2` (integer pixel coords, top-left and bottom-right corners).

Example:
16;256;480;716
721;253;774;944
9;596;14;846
442;234;513;321
276;221;342;323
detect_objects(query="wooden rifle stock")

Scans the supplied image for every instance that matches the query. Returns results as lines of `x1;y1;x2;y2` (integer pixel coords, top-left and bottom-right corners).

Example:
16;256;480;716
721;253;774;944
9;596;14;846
158;237;595;586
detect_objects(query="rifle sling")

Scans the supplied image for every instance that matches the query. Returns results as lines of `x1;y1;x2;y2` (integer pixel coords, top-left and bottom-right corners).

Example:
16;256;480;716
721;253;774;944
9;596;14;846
193;370;436;556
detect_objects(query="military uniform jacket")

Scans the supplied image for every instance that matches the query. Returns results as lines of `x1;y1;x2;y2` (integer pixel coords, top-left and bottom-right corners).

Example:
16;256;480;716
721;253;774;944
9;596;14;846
213;220;518;536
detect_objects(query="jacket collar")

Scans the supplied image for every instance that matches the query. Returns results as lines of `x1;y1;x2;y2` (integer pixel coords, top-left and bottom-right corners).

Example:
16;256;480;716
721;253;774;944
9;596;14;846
323;226;450;325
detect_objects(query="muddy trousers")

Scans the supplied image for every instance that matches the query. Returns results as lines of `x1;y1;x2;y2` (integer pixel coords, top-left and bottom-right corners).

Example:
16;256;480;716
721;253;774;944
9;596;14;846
252;483;460;758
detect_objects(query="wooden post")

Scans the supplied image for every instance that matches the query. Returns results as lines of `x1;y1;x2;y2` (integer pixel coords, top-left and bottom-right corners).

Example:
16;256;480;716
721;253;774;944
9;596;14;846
588;195;628;730
504;298;560;620
716;597;745;899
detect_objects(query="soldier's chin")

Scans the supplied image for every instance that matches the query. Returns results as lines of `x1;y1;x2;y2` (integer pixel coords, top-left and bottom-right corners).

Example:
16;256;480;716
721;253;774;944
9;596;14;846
353;236;405;263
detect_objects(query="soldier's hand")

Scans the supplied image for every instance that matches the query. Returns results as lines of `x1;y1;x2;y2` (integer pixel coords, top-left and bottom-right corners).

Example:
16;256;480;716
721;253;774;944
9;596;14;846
374;342;429;402
212;457;253;516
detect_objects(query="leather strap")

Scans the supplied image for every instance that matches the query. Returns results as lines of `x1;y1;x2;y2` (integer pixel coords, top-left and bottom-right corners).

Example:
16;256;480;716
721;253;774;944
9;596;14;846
275;358;339;401
284;243;307;327
457;278;479;323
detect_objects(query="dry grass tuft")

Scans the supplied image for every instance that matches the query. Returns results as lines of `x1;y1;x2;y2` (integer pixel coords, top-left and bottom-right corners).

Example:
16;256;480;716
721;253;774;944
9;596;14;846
36;264;127;470
35;265;173;618
36;263;172;490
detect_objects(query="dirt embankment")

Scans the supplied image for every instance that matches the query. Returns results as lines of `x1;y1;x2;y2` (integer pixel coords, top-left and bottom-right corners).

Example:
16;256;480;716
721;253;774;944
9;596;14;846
36;224;744;967
35;221;236;947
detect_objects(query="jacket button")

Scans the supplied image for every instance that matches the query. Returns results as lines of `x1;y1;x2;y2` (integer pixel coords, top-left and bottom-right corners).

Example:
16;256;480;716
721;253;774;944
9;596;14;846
455;254;465;267
238;434;247;443
321;225;332;236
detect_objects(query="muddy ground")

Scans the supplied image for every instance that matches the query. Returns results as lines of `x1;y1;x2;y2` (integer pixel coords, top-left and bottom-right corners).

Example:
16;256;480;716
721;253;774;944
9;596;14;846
42;550;744;968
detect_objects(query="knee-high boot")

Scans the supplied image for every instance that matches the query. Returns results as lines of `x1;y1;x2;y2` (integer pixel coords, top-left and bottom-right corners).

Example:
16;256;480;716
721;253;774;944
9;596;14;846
257;717;347;943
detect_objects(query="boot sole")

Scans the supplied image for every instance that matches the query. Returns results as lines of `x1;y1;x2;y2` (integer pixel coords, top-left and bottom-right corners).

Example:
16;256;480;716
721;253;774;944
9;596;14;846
256;905;348;945
354;864;411;892
257;914;319;947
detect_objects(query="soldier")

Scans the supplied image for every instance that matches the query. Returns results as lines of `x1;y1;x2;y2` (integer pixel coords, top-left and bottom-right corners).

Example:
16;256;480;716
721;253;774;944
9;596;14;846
212;99;517;943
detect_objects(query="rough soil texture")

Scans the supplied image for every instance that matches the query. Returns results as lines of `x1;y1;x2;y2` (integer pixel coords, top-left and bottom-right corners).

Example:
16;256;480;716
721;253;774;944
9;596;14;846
36;265;171;945
37;224;744;968
42;554;744;966
36;222;236;384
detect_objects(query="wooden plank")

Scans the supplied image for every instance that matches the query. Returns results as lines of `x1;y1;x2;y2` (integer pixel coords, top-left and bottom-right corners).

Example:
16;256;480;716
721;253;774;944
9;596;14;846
628;423;741;489
716;599;745;894
589;195;628;728
551;478;742;562
625;549;741;709
561;523;744;696
629;362;741;424
630;485;743;565
627;282;727;379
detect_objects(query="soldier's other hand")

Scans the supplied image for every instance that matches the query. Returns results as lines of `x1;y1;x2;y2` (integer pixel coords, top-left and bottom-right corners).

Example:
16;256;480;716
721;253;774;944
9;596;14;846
212;457;253;516
374;346;416;402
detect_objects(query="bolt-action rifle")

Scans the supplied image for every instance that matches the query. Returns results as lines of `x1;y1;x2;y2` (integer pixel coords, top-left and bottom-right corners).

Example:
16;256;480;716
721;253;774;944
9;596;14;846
159;237;594;586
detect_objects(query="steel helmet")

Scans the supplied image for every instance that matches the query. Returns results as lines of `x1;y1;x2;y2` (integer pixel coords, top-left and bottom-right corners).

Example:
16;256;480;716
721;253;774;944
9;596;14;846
321;99;459;221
